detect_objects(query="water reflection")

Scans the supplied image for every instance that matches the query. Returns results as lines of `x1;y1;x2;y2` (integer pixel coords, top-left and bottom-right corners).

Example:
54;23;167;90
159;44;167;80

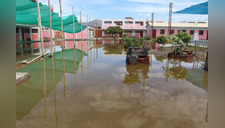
16;39;208;128
123;64;149;97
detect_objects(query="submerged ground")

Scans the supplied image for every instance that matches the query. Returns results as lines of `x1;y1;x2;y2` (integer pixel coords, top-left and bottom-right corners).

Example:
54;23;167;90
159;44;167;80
16;39;208;128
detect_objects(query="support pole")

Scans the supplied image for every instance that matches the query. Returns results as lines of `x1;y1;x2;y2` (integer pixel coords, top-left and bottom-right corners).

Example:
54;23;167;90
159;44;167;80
151;13;154;38
80;11;84;76
168;3;173;36
59;0;66;97
96;20;98;40
36;0;47;118
87;15;89;40
48;0;53;56
72;7;77;85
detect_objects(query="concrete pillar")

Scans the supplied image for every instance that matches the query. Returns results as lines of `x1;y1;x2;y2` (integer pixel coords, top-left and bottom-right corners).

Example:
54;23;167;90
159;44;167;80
18;28;23;54
102;31;105;37
29;28;33;54
122;21;125;27
143;31;146;37
132;30;135;37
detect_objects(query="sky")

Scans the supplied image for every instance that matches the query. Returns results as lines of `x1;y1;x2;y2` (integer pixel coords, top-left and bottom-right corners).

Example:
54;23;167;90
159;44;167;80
39;0;208;23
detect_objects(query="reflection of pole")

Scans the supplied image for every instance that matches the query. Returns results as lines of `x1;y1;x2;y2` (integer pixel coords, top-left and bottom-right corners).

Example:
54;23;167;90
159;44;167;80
96;47;98;60
203;70;208;88
205;102;208;122
36;0;47;118
48;0;53;56
87;41;89;70
143;78;145;91
130;85;131;98
94;45;95;62
63;50;66;97
51;53;58;126
72;7;77;85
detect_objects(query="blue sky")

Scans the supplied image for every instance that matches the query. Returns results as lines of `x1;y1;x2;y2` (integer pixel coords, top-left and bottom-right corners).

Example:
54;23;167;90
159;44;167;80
39;0;208;23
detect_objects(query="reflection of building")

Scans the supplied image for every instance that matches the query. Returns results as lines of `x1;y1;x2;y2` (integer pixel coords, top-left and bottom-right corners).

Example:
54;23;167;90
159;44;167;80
146;21;208;40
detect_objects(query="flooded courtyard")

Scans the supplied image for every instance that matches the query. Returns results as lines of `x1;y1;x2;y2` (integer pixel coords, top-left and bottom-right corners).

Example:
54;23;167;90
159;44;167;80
16;39;208;128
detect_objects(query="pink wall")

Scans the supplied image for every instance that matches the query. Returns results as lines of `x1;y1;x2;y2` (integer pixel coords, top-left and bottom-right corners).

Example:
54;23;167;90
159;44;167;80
153;29;208;40
66;27;88;39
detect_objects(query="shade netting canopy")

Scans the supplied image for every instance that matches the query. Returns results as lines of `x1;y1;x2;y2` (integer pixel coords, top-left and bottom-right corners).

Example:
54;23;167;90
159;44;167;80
16;0;86;33
174;1;208;15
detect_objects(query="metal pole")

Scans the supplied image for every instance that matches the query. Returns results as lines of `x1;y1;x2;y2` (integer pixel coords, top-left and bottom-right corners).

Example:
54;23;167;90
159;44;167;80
36;0;47;118
168;3;173;36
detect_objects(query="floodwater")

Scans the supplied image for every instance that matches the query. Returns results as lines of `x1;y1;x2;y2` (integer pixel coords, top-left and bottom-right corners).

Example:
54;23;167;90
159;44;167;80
16;39;208;128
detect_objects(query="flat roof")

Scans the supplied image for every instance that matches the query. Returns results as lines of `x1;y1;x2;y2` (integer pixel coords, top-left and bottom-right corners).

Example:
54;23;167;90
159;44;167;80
147;22;208;28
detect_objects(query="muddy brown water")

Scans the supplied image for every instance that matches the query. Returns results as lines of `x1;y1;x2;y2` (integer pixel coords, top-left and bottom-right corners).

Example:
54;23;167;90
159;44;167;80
16;40;208;128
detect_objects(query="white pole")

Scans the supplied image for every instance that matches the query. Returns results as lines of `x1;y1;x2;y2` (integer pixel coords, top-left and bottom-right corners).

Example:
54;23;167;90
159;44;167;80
36;0;47;118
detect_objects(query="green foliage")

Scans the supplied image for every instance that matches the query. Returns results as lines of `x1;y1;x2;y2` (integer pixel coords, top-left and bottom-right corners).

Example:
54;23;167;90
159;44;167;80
155;56;167;62
169;65;189;80
104;26;124;38
155;35;168;45
171;35;185;46
122;36;147;48
175;31;192;45
145;36;151;40
122;33;128;38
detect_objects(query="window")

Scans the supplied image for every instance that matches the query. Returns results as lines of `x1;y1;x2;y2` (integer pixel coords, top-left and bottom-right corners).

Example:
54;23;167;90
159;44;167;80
16;28;19;33
125;21;133;24
190;30;194;35
170;30;174;34
32;29;38;33
42;27;49;31
24;29;30;33
199;30;204;35
182;30;186;32
160;29;165;34
104;21;112;24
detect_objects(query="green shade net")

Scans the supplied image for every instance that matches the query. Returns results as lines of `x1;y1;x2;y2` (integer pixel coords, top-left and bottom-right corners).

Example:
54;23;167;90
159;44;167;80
174;1;208;15
16;49;87;120
16;0;86;33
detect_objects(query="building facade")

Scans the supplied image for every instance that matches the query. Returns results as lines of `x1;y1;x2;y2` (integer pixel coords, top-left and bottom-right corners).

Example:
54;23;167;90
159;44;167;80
146;21;208;40
102;17;159;38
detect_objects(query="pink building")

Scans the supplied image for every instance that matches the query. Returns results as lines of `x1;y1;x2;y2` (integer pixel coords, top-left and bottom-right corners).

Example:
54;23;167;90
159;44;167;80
102;17;161;38
146;21;208;40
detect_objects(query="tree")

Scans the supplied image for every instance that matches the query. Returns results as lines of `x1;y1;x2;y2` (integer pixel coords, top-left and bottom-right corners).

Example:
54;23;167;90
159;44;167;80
175;31;192;46
104;26;124;41
155;35;168;45
171;35;185;55
155;35;168;54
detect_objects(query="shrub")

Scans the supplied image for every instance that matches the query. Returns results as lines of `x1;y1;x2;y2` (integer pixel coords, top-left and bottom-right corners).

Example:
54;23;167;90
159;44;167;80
145;36;151;40
175;31;192;45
